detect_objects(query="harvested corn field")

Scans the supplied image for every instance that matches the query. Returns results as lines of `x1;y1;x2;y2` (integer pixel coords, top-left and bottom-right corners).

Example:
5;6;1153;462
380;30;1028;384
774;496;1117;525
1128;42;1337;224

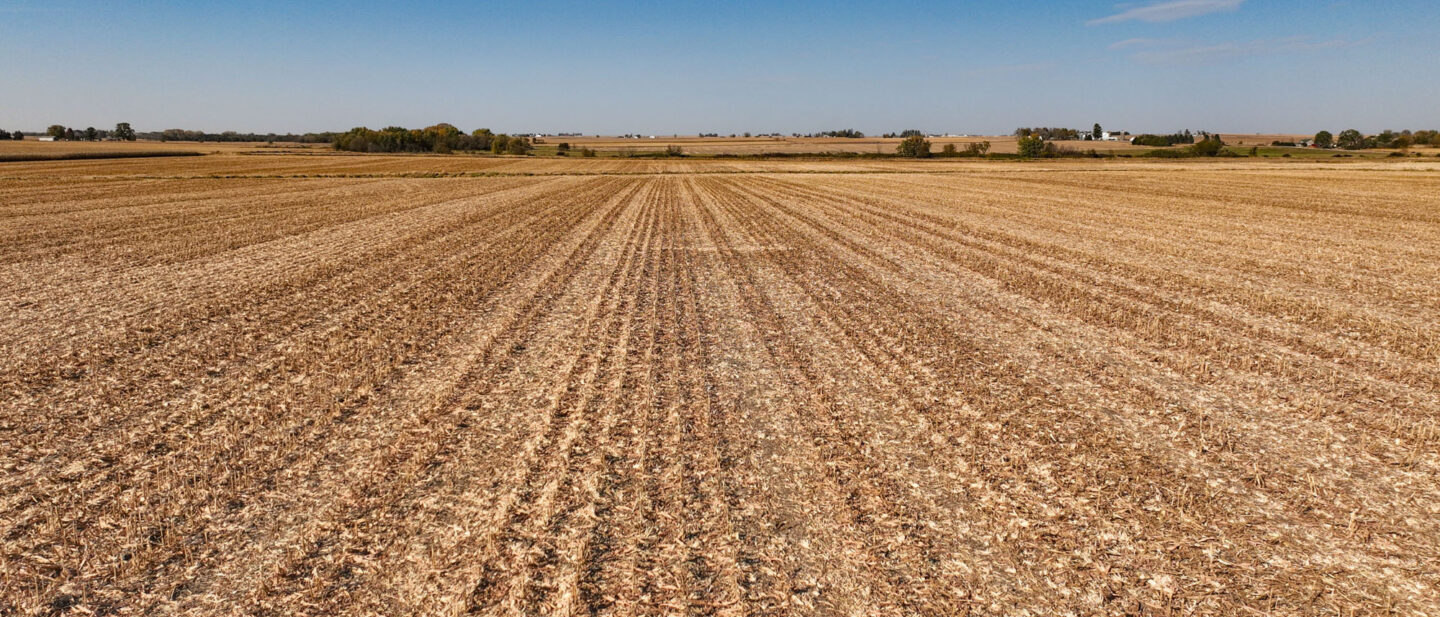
2;157;1439;616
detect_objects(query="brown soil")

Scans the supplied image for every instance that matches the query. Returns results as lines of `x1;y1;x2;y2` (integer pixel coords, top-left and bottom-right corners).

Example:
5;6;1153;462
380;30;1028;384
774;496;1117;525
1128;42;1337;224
2;156;1437;615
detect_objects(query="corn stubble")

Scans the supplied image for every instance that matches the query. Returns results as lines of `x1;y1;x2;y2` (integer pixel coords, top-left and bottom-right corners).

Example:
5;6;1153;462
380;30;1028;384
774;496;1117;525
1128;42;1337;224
1;157;1438;615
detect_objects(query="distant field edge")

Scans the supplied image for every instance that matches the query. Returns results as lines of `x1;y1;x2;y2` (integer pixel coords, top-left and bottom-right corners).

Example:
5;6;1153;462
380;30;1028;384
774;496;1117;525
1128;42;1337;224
0;151;206;163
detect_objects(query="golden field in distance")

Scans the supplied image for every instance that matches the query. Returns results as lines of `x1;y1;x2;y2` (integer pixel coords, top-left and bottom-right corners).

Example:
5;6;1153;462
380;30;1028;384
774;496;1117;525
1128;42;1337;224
9;132;1434;158
1;153;1438;615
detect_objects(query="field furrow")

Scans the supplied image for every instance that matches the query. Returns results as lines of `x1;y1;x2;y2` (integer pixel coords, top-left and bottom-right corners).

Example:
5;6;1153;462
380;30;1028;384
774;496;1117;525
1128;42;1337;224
2;157;1436;616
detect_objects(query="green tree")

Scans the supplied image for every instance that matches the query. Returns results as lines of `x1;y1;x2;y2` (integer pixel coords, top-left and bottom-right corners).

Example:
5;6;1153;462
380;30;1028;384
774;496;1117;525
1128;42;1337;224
1313;130;1333;148
1016;135;1044;158
1092;123;1102;140
420;123;460;153
1336;129;1365;150
47;125;67;139
941;143;957;156
1189;136;1225;157
896;135;932;158
84;127;98;141
12;131;23;140
469;128;494;151
505;136;532;155
491;134;510;154
0;129;9;140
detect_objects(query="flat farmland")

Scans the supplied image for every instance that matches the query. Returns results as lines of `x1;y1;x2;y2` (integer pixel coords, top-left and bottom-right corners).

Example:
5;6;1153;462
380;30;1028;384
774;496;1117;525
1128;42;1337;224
537;135;1157;156
2;156;1438;615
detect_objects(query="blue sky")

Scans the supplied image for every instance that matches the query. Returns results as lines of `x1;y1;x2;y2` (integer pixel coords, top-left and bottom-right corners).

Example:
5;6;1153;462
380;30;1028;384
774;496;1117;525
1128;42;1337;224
1;0;1435;135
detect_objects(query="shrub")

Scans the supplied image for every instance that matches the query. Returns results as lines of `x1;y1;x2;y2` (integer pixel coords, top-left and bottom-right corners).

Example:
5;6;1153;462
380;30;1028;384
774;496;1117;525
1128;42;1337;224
665;145;684;157
1189;137;1225;157
1016;135;1044;158
896;135;932;158
505;137;533;155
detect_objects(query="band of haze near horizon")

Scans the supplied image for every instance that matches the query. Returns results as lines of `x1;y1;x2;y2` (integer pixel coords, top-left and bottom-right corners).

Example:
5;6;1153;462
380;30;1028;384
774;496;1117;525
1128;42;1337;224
1;1;1437;139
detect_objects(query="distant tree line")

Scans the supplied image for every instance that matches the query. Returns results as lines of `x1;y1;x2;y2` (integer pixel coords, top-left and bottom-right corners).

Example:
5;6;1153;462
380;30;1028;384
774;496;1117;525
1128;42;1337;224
333;124;533;154
146;129;334;143
0;129;25;140
1316;128;1440;150
1129;130;1198;147
1013;127;1081;141
896;138;995;159
939;141;991;157
39;123;137;141
810;129;865;138
882;129;926;139
1138;135;1227;158
553;142;597;157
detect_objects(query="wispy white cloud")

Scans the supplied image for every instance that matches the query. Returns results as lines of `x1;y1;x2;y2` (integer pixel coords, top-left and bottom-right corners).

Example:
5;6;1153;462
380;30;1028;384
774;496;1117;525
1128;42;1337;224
1089;0;1244;25
1126;36;1359;65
